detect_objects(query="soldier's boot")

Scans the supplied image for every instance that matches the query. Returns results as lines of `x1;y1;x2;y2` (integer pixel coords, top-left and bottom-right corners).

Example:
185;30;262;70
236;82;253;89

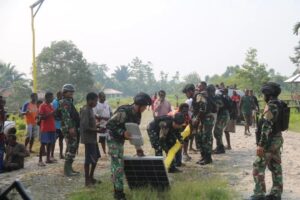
196;152;205;164
70;160;80;175
64;161;79;177
199;153;212;165
265;194;281;200
214;145;225;154
249;195;266;200
114;190;126;200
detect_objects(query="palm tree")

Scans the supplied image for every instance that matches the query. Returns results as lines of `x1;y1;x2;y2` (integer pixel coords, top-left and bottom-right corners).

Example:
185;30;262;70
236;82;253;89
293;22;300;35
112;65;131;82
0;62;31;112
0;62;27;89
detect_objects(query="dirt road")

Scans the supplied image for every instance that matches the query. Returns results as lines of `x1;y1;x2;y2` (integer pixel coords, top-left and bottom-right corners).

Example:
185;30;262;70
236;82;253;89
0;110;299;199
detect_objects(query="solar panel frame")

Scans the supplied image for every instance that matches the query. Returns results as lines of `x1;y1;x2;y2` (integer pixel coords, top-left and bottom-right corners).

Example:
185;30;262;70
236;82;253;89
123;156;170;190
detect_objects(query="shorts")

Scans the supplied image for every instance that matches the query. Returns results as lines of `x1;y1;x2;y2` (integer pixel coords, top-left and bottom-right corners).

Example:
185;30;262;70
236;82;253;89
26;124;38;139
85;143;101;165
98;132;108;143
243;113;252;126
56;129;64;140
40;132;56;144
224;119;236;133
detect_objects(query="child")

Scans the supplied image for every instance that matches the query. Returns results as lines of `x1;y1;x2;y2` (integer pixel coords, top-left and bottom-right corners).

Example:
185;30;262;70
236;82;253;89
38;92;56;166
80;92;101;187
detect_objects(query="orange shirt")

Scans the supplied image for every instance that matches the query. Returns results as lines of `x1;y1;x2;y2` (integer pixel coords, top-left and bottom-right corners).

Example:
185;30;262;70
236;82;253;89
23;102;38;125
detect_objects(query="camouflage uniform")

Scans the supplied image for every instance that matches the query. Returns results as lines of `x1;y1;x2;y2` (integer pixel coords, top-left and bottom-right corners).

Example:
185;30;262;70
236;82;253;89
213;95;230;151
59;98;80;163
191;91;206;151
193;91;216;160
106;105;141;191
253;101;283;198
147;121;163;156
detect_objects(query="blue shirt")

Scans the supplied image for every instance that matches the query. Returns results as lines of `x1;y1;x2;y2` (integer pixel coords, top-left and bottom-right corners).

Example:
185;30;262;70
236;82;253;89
52;98;61;129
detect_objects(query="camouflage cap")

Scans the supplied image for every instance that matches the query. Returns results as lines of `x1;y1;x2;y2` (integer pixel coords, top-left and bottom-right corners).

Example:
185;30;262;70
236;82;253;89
62;84;75;93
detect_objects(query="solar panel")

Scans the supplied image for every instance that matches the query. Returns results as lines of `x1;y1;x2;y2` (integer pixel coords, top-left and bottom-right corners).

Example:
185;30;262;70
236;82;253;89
124;156;170;190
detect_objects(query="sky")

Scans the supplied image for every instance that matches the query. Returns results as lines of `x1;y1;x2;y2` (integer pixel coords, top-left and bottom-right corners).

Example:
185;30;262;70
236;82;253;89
0;0;299;80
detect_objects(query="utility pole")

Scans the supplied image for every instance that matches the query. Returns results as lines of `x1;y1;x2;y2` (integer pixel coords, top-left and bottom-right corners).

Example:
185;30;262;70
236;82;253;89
30;0;45;93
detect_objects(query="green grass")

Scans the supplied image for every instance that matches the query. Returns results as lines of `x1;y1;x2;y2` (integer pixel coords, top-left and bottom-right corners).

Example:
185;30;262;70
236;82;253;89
289;109;300;132
68;171;237;200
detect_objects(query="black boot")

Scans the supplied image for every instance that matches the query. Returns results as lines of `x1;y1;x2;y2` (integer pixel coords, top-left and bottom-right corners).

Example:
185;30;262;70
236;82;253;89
199;153;212;165
168;166;182;173
249;195;266;200
214;145;225;154
265;194;281;200
114;190;126;200
196;152;205;164
70;160;80;174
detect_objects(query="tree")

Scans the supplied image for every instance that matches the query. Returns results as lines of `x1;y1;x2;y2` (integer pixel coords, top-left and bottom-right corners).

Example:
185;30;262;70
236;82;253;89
112;65;131;82
290;41;300;74
222;65;240;78
290;22;300;74
237;48;270;93
89;63;108;86
183;71;201;85
294;22;300;36
36;40;94;94
128;57;156;93
0;62;31;111
0;63;27;89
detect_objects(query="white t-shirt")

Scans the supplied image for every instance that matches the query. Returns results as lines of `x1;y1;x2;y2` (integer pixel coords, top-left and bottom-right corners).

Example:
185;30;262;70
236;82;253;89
93;101;112;127
185;98;193;118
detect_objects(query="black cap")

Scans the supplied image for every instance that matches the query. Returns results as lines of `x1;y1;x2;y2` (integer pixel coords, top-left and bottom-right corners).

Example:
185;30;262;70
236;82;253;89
182;84;195;93
173;112;185;125
261;82;281;97
134;92;152;106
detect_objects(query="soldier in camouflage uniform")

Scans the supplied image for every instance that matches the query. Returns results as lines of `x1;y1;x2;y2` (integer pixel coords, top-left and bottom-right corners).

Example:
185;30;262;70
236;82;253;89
198;84;218;165
59;84;80;177
213;88;230;154
250;82;283;200
182;83;217;165
182;83;204;152
106;92;152;200
147;113;185;172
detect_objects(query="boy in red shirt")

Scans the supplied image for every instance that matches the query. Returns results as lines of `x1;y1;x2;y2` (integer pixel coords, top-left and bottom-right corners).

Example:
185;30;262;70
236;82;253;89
38;92;56;166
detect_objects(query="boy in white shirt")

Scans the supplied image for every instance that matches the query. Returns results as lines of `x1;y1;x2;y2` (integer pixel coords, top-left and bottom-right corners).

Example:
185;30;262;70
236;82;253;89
93;92;112;154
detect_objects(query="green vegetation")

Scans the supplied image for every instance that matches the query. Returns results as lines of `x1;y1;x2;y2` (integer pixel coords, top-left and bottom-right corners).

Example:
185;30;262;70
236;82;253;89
289;109;300;132
69;172;237;200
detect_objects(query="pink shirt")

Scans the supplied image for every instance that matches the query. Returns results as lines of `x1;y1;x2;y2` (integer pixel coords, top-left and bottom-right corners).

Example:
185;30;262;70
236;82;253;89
153;99;172;117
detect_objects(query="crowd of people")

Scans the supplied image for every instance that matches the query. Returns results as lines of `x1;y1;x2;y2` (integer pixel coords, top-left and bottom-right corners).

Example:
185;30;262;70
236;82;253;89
0;81;285;200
